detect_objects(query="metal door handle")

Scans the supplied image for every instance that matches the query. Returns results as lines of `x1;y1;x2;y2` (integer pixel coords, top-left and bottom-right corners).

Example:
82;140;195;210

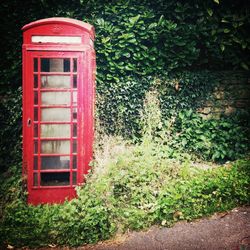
27;118;32;127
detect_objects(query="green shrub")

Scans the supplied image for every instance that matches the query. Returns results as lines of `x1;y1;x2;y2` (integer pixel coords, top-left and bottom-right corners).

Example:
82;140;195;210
0;87;22;172
167;109;250;161
0;167;115;248
52;194;115;246
157;159;250;224
138;88;249;162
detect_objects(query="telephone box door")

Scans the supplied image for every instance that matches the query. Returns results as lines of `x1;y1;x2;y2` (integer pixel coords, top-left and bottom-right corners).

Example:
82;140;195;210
23;51;86;204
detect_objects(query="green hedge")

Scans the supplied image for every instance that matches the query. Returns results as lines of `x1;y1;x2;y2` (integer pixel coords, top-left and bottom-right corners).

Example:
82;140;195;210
0;88;22;171
157;160;250;223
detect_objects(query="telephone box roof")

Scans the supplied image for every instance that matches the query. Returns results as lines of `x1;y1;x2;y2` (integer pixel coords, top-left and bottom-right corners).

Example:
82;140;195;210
22;17;94;39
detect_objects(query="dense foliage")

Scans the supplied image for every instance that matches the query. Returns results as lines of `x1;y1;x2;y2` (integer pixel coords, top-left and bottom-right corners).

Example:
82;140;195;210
91;0;249;135
140;90;250;162
0;88;22;172
1;0;249;92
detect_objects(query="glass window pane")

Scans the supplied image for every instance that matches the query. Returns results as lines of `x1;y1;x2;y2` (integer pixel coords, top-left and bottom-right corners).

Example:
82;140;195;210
34;91;38;105
33;173;38;186
34;156;38;170
41;58;50;72
34;107;38;121
41;92;70;105
34;58;38;72
41;124;70;138
73;124;77;137
41;156;70;170
34;124;38;138
34;140;38;153
41;75;70;88
73;172;77;185
63;59;70;72
73;108;77;121
41;140;70;154
73;75;77;88
34;75;38;88
73;140;77;153
73;58;77;72
41;172;70;186
41;58;70;72
73;92;77;105
73;155;77;169
41;108;70;121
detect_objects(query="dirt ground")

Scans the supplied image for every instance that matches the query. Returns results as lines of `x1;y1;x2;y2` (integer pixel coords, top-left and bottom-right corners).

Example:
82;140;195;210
38;206;250;250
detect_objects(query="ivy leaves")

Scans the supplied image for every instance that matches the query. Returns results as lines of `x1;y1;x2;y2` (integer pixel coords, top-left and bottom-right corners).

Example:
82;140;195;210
93;4;164;81
88;0;250;136
170;110;249;162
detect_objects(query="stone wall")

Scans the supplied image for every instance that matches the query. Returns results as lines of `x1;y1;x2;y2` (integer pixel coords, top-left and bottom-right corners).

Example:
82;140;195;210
198;71;250;118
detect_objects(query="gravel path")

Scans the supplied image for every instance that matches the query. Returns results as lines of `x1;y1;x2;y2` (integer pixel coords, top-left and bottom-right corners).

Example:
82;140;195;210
80;206;250;250
36;206;250;250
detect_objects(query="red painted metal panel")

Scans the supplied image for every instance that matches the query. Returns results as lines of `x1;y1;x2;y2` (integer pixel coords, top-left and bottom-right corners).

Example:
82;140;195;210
28;188;77;205
22;17;94;40
22;18;95;205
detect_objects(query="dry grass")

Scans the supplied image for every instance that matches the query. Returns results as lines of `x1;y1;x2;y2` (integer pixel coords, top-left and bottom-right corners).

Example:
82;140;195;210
91;134;132;179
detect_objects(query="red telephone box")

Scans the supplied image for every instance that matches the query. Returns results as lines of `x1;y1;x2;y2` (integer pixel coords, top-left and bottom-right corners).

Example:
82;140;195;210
22;18;95;205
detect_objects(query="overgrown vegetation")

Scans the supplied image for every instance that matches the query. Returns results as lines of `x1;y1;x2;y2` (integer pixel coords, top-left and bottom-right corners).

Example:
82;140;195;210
1;0;249;93
90;0;250;135
165;110;249;162
0;87;22;172
0;138;249;248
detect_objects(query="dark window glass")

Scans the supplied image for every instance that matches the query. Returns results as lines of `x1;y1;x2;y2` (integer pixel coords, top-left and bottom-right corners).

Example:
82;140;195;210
41;172;70;186
73;155;77;169
34;124;38;137
34;91;38;105
73;172;77;185
34;75;38;88
34;58;38;72
73;108;77;121
73;58;77;72
34;107;38;121
33;173;38;186
34;140;38;153
41;58;70;72
41;58;50;72
73;140;77;153
34;156;38;170
63;59;70;72
73;124;77;137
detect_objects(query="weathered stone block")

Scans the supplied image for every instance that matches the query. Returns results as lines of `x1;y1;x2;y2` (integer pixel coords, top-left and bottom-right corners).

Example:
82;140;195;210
198;107;212;114
225;106;236;115
214;91;225;100
235;100;248;108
